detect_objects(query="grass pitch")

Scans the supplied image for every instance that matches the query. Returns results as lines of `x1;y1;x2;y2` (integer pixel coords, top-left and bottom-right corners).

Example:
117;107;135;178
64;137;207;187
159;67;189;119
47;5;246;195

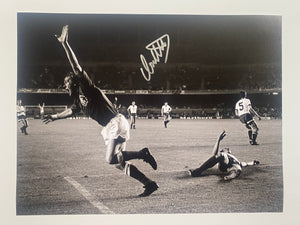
17;118;282;215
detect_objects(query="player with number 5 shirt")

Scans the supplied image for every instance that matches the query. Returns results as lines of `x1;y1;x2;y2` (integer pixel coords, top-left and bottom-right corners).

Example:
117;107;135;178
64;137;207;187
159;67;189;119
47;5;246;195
235;91;261;145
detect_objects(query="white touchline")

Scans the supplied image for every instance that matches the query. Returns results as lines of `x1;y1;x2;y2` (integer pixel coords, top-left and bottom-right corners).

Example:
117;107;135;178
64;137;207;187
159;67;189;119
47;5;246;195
64;176;115;214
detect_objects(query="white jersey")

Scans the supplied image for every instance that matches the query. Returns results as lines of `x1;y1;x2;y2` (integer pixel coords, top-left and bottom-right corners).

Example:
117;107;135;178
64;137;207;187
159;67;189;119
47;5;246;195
17;105;26;117
161;105;172;114
127;105;137;114
39;105;44;114
235;98;251;117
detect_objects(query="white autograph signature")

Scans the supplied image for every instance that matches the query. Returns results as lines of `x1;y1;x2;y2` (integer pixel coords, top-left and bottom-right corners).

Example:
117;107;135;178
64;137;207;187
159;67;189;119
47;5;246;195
140;34;170;81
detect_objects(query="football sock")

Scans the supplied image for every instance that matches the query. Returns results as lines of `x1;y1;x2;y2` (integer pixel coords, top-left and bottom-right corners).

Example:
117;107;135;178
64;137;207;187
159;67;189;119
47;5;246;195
248;130;253;140
128;164;151;185
23;126;28;135
252;133;257;143
122;151;139;161
192;156;219;176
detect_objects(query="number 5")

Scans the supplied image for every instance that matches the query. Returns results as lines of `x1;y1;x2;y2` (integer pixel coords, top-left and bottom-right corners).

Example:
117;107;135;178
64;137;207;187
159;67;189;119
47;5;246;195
239;102;244;111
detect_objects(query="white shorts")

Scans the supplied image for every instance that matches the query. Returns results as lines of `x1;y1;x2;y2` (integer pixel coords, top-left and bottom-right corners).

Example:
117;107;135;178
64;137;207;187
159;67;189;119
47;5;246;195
101;114;130;145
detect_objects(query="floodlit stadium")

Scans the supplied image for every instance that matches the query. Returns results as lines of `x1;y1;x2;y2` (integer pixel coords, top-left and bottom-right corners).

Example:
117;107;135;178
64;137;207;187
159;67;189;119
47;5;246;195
16;13;282;215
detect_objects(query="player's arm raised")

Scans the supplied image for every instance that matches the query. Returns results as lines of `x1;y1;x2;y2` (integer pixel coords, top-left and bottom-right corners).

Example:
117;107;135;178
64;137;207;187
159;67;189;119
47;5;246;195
249;107;261;120
212;131;226;155
43;108;73;124
55;25;83;76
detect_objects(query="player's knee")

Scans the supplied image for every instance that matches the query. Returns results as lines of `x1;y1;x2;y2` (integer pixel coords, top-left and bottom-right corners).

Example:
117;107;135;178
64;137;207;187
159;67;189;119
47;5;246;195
106;151;124;165
249;121;258;133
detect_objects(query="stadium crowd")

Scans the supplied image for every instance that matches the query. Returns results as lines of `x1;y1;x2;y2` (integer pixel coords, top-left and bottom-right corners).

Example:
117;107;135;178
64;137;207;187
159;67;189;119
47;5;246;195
17;60;281;120
18;63;281;91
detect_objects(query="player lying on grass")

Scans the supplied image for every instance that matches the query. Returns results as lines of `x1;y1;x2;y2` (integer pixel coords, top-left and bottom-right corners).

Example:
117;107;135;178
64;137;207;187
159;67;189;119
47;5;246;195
189;131;259;180
43;25;158;197
235;90;261;145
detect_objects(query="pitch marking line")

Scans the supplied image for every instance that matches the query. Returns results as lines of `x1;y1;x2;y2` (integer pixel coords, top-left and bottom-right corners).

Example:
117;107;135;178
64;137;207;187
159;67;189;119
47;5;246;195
64;176;115;214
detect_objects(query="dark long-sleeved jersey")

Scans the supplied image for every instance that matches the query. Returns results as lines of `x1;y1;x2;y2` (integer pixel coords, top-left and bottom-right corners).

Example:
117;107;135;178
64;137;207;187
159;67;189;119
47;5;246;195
71;70;118;126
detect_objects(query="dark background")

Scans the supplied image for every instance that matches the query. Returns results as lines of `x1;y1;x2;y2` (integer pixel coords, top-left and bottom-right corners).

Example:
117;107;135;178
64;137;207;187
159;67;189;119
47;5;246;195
17;13;281;90
17;13;282;118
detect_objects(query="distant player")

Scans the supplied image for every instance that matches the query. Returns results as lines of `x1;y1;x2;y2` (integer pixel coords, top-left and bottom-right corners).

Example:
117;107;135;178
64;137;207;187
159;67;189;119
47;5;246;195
189;131;260;181
17;99;28;135
43;25;158;197
38;102;45;119
235;90;261;145
161;102;172;128
113;97;121;113
127;101;137;129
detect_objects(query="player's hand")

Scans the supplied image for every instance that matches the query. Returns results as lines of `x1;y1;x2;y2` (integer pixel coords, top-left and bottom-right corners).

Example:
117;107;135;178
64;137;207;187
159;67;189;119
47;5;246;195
42;115;55;124
253;160;260;165
219;130;226;141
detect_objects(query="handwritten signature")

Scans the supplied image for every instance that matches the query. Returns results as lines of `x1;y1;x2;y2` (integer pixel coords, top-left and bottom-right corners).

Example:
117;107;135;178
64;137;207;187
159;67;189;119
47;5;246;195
140;34;170;81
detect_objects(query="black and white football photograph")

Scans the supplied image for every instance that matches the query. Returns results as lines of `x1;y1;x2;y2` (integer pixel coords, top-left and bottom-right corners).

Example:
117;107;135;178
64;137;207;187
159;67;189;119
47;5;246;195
1;1;300;225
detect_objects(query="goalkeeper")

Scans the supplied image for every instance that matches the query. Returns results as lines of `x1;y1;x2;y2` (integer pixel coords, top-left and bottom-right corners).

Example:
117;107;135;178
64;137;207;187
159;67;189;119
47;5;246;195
189;131;260;180
43;25;158;197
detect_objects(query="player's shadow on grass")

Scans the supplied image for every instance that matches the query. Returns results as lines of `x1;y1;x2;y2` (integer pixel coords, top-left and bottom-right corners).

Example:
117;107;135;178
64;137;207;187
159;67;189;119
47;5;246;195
99;193;161;201
175;168;223;180
230;141;282;147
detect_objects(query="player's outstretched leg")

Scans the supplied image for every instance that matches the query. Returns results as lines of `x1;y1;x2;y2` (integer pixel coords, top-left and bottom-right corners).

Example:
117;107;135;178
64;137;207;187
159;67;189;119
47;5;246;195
189;155;219;177
125;163;159;197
